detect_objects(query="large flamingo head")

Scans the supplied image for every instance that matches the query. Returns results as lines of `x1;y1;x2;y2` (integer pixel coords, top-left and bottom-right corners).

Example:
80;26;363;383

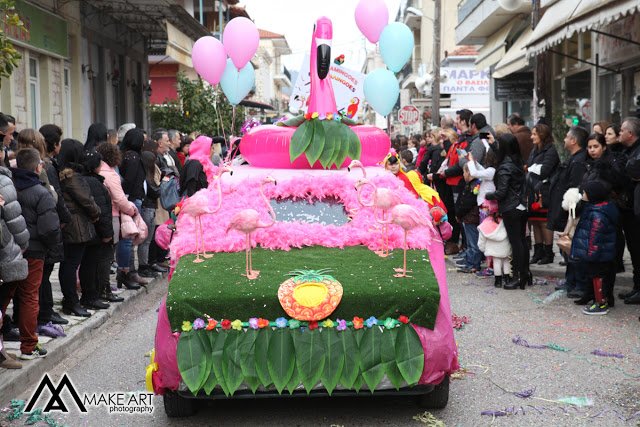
313;17;333;80
263;175;277;186
347;160;364;173
354;177;370;191
219;164;233;176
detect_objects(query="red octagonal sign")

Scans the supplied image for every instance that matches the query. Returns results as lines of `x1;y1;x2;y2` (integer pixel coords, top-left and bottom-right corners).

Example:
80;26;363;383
399;105;419;126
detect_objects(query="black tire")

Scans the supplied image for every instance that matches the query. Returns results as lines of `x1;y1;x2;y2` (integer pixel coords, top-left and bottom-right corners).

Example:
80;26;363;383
417;376;449;409
163;390;196;417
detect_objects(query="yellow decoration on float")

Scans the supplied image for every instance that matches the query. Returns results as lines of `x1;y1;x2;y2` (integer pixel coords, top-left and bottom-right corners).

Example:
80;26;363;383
278;269;343;321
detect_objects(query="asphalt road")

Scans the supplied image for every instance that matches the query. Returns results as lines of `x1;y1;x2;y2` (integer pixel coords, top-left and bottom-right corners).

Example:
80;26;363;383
3;266;640;427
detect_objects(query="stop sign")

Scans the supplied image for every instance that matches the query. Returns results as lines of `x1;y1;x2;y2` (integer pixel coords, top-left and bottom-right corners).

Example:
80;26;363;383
398;105;419;126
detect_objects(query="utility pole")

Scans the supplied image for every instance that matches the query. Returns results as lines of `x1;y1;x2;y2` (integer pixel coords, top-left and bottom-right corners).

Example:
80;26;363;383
533;0;550;125
432;0;441;126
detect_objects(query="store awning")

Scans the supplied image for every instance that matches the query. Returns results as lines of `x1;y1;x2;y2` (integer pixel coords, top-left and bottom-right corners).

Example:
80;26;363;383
527;0;640;58
475;18;519;72
493;26;533;79
165;22;194;68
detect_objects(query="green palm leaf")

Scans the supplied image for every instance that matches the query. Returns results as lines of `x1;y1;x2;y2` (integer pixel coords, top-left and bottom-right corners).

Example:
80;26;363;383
320;327;344;395
222;330;246;395
210;330;229;396
267;329;295;394
286;365;301;394
305;119;326;167
381;328;404;390
339;328;359;389
176;331;206;395
358;326;384;392
333;125;351;169
395;325;425;386
319;120;339;169
240;329;261;393
254;327;273;389
290;119;314;162
196;329;215;394
295;330;326;393
345;125;362;160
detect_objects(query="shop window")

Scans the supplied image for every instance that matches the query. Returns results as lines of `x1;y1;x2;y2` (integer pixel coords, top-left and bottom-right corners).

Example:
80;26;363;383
64;68;72;136
29;58;41;128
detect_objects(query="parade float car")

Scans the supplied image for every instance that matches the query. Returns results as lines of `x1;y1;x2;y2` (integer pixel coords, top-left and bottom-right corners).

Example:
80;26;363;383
146;16;459;418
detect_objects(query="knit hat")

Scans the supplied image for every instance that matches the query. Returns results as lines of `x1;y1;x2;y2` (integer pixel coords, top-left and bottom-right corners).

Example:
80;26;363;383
582;180;608;204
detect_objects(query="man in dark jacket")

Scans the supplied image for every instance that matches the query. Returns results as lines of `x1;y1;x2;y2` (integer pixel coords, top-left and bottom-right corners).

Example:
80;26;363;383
167;130;183;176
3;148;59;360
547;126;588;298
38;124;71;325
508;114;533;163
440;109;474;254
459;113;495;168
618;117;640;304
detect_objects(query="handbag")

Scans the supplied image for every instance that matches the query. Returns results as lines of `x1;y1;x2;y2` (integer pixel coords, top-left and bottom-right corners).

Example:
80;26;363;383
557;216;577;255
120;212;149;245
159;176;180;211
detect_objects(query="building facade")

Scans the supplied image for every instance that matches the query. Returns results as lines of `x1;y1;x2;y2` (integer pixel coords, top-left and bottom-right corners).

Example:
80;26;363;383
0;0;208;142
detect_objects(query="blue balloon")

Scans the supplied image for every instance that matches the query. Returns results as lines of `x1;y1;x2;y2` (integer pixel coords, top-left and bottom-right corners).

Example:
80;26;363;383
220;58;255;105
379;23;414;73
363;69;399;117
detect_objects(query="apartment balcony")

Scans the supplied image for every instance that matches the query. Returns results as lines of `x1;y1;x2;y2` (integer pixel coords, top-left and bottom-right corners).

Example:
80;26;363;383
273;65;292;88
455;0;531;45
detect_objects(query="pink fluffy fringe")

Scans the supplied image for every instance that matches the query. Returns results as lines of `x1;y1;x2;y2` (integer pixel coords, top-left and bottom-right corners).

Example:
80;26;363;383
170;173;439;260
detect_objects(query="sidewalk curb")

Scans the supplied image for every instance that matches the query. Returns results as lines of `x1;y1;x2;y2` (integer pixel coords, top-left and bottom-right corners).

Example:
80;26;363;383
0;275;167;405
443;254;634;282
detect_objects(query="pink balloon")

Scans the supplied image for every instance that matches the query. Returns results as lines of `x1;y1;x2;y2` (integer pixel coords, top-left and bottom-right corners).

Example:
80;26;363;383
223;17;259;69
355;0;389;44
192;36;227;85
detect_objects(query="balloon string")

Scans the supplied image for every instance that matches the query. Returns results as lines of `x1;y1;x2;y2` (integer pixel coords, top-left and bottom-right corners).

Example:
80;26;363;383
215;84;228;152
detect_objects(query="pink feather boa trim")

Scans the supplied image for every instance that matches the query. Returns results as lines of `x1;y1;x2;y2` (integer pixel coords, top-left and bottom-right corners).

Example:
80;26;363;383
170;173;439;260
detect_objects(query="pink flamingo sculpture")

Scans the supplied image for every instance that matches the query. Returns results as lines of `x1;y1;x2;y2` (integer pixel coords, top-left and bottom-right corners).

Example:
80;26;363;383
226;176;277;279
350;160;402;257
239;17;390;169
181;165;233;263
374;203;435;278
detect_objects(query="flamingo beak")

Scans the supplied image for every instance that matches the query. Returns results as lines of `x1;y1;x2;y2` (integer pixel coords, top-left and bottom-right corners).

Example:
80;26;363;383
347;167;351;172
316;39;331;80
273;179;277;186
230;171;233;176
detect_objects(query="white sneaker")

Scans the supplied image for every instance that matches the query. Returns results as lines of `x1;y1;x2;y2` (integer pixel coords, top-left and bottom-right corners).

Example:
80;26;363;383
20;344;48;360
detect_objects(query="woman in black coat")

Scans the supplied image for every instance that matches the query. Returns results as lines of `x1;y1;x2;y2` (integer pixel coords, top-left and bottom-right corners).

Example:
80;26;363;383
485;134;531;290
582;133;629;277
526;124;560;265
78;150;123;309
57;139;101;317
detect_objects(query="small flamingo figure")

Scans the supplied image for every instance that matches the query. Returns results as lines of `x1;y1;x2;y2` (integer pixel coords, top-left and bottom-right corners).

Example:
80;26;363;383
350;160;402;257
181;165;233;263
226;176;277;279
375;203;435;278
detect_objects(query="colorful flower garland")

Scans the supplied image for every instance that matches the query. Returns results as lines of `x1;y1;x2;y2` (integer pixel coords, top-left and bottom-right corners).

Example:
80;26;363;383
182;315;410;332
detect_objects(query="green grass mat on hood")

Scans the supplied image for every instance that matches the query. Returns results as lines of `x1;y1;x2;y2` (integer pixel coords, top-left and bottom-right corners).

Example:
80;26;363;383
167;246;441;331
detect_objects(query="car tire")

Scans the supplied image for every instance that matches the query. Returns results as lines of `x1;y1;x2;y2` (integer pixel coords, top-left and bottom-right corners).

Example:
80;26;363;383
417;376;449;409
163;389;196;417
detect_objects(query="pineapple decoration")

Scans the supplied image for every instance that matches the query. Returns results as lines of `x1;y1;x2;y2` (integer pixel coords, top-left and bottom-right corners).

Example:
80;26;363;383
277;269;343;321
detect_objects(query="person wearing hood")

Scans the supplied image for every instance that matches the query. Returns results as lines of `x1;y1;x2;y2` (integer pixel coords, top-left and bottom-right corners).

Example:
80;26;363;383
485;134;530;290
180;135;215;197
0;146;29;369
78;150;121;310
569;180;618;315
2;148;59;360
57;139;101;318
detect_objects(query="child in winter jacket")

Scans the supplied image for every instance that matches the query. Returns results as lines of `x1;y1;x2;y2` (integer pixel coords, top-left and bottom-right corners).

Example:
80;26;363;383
478;214;512;288
455;164;480;273
570;180;618;315
3;148;59;360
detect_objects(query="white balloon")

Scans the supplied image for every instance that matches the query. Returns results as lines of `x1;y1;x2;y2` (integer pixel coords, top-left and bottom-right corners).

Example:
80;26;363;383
497;0;522;11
